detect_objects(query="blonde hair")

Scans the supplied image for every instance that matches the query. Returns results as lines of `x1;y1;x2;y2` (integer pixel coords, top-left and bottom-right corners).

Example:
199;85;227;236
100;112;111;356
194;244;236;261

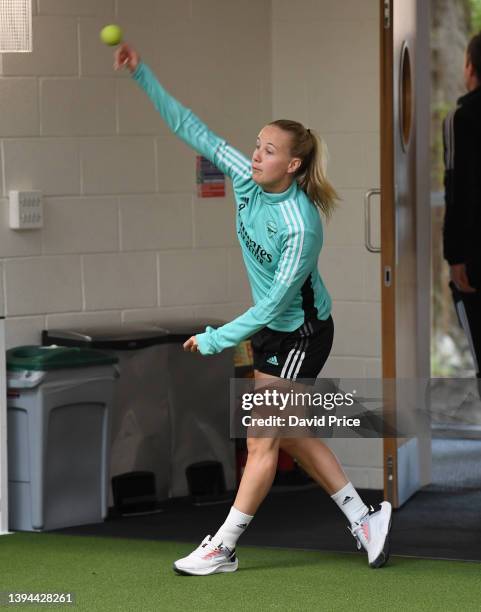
269;119;339;219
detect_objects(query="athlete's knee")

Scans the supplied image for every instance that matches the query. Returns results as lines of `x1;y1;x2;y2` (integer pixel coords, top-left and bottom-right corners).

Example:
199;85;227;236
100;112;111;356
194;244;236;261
247;436;279;452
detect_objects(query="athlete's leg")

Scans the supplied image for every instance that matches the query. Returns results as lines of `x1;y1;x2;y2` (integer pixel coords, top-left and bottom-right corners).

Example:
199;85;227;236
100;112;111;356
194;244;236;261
173;369;281;576
254;372;361;512
233;436;280;515
252;328;391;568
278;436;391;568
278;424;391;567
214;370;281;530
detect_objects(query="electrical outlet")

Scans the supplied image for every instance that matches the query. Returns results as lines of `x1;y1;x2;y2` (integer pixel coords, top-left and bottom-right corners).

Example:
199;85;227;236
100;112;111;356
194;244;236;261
9;190;43;230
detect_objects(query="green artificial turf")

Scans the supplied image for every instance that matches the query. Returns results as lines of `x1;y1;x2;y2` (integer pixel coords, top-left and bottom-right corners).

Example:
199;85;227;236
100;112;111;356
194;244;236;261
0;533;480;611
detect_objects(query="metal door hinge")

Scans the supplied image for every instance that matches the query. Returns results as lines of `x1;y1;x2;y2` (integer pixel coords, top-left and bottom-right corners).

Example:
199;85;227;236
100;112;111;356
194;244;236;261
384;0;391;29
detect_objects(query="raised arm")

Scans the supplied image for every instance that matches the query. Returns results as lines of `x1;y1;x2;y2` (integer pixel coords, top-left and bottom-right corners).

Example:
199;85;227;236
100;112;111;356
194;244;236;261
115;43;251;185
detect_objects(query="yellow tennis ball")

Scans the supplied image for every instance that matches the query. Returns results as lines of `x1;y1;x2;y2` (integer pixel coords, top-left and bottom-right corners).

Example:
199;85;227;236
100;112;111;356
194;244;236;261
100;24;123;46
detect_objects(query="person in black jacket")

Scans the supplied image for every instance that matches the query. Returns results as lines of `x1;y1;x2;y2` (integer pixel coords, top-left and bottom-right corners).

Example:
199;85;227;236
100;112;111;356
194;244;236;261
443;32;481;395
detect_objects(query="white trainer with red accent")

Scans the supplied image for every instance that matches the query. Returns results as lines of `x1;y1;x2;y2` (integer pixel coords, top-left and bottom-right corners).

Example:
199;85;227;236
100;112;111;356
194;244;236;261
173;535;238;576
349;501;392;568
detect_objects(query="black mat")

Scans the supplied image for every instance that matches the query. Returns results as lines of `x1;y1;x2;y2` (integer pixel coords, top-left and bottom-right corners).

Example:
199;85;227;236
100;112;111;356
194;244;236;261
54;484;481;562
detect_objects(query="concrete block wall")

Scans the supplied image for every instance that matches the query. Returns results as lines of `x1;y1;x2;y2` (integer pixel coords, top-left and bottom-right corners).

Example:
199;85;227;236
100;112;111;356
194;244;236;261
0;0;271;346
272;0;383;488
1;0;383;488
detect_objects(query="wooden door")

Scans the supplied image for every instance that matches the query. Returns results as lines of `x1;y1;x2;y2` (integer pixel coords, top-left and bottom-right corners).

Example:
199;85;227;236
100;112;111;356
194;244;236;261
380;0;431;508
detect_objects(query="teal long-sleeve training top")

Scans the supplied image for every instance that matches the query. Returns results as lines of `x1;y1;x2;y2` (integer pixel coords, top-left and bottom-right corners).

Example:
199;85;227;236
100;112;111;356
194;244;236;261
132;62;332;356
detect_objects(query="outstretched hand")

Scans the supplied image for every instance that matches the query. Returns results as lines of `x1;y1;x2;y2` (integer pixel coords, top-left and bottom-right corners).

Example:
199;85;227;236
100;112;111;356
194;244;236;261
183;336;199;353
114;42;140;73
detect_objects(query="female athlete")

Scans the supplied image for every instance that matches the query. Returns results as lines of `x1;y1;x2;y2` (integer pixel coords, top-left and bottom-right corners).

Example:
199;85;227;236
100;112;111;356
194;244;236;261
114;42;392;576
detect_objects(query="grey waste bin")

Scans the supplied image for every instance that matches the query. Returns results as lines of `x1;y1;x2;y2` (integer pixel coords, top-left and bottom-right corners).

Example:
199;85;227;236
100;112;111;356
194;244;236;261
42;327;170;506
43;320;236;500
161;320;236;498
7;345;118;531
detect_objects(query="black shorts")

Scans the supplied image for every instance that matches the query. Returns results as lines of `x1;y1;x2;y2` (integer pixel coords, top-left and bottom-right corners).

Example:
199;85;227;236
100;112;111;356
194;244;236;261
250;315;334;381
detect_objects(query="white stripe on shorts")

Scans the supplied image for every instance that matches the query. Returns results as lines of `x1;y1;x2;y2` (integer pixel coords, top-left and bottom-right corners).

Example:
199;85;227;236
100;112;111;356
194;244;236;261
293;337;310;380
280;347;297;378
280;324;309;380
289;338;308;379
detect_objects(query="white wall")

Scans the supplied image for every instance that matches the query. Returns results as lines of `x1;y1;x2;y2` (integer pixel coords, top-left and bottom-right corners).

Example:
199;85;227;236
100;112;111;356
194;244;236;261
1;0;383;488
272;0;383;488
0;0;271;346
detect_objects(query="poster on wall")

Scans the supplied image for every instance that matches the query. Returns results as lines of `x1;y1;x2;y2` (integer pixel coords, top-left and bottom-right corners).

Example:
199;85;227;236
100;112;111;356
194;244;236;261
196;156;225;198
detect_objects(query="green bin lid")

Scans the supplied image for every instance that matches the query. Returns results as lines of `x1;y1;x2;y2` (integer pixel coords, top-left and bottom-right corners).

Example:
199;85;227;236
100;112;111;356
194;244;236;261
6;345;118;372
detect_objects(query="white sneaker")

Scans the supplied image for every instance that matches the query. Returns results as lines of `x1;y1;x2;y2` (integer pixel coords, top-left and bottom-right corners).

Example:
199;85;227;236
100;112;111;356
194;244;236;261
349;501;392;568
173;535;238;576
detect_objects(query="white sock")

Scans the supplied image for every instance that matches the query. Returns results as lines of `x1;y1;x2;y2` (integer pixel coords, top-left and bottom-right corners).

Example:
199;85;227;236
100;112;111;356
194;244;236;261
212;506;254;550
331;482;369;525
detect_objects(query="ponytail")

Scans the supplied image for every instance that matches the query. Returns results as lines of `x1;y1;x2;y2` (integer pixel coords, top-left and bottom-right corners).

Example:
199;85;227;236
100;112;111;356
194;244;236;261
269;120;339;220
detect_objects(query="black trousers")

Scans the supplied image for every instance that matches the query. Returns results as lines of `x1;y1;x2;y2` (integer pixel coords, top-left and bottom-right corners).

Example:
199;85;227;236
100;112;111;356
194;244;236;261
449;281;481;395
